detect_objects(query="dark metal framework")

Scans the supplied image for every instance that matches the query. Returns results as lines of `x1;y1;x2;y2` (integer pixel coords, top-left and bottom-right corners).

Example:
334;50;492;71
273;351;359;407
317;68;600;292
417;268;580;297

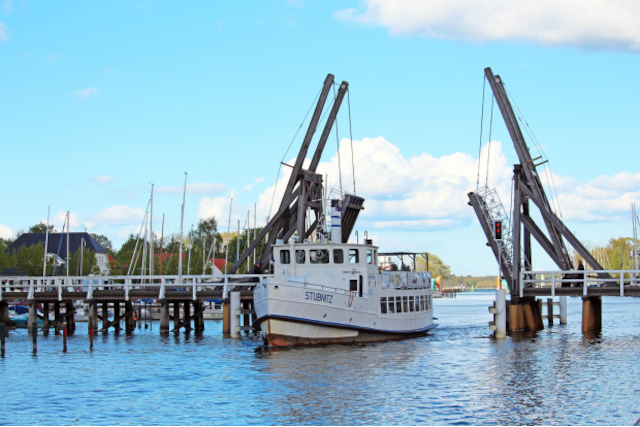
229;74;364;274
469;67;610;296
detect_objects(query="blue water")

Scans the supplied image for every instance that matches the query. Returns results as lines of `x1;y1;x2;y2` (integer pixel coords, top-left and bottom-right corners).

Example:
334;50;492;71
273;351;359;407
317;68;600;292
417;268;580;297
1;291;639;425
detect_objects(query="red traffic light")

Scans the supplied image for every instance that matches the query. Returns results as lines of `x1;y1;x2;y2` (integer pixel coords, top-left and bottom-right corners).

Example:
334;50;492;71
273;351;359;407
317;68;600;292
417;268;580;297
494;221;502;240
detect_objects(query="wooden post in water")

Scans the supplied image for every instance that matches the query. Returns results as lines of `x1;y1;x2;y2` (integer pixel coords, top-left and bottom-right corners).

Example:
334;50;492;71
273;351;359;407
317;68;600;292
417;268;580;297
42;302;50;333
32;323;37;354
62;321;67;353
582;296;602;333
184;302;191;330
508;302;519;332
102;302;109;331
547;298;554;326
173;302;180;331
159;301;169;333
54;302;61;334
28;302;38;335
0;323;5;357
222;299;230;334
242;300;250;331
114;302;121;331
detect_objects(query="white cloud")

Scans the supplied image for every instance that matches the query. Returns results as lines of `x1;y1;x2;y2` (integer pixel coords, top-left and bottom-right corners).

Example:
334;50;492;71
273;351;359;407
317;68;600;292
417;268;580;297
72;87;98;98
47;54;62;60
256;137;512;231
0;23;7;42
198;197;232;221
255;177;264;184
336;0;640;52
553;171;640;222
52;210;82;231
92;205;146;225
0;224;14;239
157;182;225;196
91;175;114;185
242;184;252;192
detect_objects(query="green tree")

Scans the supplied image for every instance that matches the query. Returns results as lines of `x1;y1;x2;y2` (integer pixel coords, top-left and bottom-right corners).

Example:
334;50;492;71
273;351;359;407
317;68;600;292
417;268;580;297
28;223;56;233
68;248;99;276
14;243;45;276
0;240;16;272
417;253;451;279
91;233;114;254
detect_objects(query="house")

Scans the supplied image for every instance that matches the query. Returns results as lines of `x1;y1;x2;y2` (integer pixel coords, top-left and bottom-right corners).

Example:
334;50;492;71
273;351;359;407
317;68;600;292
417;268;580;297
6;232;111;275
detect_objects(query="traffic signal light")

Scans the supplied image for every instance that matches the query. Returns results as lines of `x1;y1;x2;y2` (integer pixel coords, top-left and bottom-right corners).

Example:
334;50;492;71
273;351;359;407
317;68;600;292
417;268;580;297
494;220;502;241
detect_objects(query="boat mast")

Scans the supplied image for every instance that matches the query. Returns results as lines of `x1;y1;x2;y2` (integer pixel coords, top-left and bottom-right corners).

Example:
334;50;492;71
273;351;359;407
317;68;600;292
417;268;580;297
253;204;257;267
42;205;50;277
159;213;165;275
224;198;232;274
149;184;154;280
66;211;70;278
178;172;187;279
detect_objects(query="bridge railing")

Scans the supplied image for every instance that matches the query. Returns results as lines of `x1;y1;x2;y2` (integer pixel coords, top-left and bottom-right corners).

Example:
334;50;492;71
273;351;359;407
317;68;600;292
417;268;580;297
519;269;640;297
0;274;273;301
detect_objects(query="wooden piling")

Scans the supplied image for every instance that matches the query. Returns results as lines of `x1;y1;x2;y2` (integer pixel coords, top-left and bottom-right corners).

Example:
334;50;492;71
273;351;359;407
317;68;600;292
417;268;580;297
62;321;67;353
582;296;602;333
516;304;525;331
184;302;191;330
523;303;536;330
114;302;121;331
222;300;230;334
242;300;250;331
173;302;180;331
54;302;61;334
508;303;519;332
42;302;50;332
28;302;38;335
0;323;5;357
159;301;169;333
32;323;37;354
102;302;108;331
547;298;554;326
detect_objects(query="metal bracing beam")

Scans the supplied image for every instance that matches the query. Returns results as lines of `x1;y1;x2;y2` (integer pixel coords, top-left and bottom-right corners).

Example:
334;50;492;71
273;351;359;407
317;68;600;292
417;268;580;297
512;174;522;295
309;81;349;173
485;68;571;269
520;215;565;267
467;192;514;285
228;186;301;273
519;181;611;278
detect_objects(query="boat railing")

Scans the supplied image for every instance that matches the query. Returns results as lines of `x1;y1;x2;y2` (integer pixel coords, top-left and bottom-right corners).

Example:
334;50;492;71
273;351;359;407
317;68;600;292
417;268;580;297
519;269;640;297
380;271;431;290
0;274;274;301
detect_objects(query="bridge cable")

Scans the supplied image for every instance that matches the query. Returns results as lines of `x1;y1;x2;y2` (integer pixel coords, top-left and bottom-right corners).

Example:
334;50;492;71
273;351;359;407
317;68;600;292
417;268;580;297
268;85;322;220
333;83;344;194
347;88;356;195
477;75;486;189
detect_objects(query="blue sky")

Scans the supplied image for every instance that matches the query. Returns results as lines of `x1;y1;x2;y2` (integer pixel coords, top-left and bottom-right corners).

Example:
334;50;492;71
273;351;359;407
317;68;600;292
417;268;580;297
1;0;639;275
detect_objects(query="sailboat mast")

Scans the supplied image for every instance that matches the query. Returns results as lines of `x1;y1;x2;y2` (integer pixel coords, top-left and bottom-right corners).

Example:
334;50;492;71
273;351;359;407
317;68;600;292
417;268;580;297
253;203;257;267
236;219;240;272
149;184;154;279
178;172;187;278
66;211;70;278
224;198;233;274
42;205;50;277
160;213;165;275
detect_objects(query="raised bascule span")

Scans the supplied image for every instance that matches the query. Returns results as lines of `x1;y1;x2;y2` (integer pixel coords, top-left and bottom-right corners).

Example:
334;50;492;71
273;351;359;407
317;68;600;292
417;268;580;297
470;67;638;335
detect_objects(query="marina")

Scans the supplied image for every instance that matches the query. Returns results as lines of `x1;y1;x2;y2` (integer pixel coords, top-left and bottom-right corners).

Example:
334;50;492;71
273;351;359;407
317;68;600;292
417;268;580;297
0;291;638;425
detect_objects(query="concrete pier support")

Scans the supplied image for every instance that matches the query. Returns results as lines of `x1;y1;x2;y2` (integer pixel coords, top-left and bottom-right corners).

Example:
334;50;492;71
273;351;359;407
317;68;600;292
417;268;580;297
159;301;170;333
582;296;602;333
559;296;568;324
230;292;240;338
495;289;507;338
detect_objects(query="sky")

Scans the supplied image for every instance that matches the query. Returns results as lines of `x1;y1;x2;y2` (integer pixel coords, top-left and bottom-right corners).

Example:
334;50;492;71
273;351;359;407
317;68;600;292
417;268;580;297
1;0;639;276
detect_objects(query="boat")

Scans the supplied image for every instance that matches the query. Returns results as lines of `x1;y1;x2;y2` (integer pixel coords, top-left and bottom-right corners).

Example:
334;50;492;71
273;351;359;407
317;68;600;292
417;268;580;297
9;310;43;328
253;196;438;346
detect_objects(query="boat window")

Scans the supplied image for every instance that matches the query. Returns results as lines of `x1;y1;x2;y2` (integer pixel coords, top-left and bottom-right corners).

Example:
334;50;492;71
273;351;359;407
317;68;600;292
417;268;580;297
427;295;431;310
349;279;358;292
388;297;395;313
415;296;420;312
409;296;415;312
396;297;402;313
333;249;344;264
295;250;306;264
310;249;329;264
349;249;359;264
374;250;378;265
280;250;290;264
367;250;373;264
420;295;425;311
380;297;387;314
402;296;408;313
359;275;363;298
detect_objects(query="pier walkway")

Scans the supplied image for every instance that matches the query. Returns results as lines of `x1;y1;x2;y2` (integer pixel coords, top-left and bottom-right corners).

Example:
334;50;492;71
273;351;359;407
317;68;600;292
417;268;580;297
519;269;640;298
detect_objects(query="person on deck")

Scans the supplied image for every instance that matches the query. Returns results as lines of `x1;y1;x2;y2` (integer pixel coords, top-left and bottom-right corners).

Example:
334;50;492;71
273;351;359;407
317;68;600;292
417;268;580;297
248;262;261;282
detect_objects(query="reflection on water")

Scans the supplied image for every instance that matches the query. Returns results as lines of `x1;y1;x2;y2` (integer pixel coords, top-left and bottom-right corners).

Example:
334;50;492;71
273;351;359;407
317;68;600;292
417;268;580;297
0;291;639;425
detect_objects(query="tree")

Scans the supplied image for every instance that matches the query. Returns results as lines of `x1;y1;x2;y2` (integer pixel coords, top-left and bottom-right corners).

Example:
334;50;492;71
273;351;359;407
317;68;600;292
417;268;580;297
28;223;55;234
14;243;45;276
0;240;16;272
417;253;451;279
91;233;114;254
68;248;99;276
